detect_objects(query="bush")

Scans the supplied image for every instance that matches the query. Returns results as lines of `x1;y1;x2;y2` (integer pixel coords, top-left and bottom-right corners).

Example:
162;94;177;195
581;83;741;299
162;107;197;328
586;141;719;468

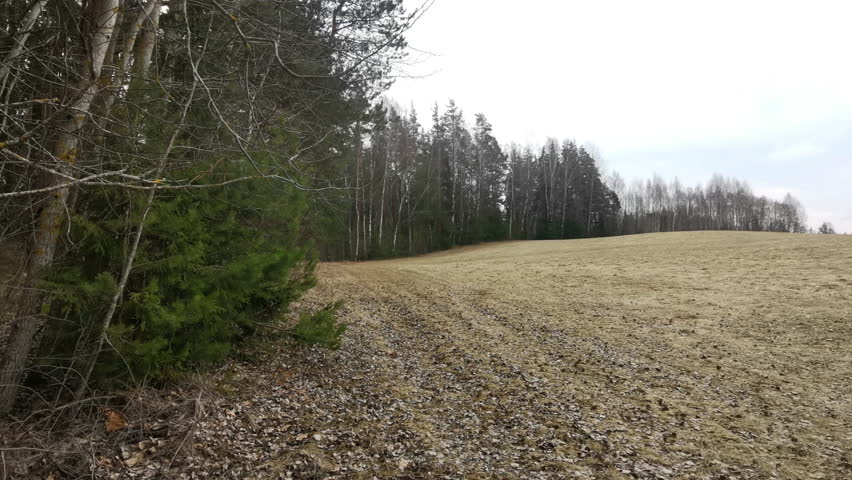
38;170;318;386
289;301;346;350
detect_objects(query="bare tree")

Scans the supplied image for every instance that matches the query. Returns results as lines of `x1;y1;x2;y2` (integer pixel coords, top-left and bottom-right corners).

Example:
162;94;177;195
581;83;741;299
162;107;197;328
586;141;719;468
0;0;425;412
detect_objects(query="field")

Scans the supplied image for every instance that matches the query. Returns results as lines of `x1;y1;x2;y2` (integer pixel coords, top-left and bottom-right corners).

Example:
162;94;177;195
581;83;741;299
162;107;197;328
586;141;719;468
301;231;851;478
7;231;851;479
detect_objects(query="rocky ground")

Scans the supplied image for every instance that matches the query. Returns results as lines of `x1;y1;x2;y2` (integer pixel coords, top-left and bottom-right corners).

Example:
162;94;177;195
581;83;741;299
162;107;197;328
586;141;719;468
4;231;851;479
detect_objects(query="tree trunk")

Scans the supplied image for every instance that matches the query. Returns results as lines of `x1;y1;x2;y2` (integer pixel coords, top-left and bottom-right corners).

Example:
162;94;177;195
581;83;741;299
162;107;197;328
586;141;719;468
561;153;569;237
392;194;404;255
0;0;119;414
378;143;387;246
131;1;162;87
98;0;161;121
353;122;362;260
587;177;595;235
0;0;48;94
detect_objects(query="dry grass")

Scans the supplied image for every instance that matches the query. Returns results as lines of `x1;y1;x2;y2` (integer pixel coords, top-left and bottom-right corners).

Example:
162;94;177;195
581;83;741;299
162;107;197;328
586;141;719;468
311;231;852;478
2;231;850;478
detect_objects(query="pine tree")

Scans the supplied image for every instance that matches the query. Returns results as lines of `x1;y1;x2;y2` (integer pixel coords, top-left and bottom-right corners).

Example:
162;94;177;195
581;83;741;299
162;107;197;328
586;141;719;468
39;172;317;387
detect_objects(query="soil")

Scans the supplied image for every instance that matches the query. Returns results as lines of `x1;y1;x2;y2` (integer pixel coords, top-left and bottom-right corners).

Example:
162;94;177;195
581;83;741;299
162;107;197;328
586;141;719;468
7;231;852;479
297;231;852;479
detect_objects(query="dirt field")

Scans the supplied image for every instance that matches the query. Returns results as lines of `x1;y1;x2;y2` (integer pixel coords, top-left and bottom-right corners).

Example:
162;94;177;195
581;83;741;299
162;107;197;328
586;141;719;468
301;231;851;479
14;231;847;479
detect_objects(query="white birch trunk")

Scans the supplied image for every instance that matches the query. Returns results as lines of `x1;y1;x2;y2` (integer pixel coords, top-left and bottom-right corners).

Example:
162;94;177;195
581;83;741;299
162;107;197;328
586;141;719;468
0;0;120;413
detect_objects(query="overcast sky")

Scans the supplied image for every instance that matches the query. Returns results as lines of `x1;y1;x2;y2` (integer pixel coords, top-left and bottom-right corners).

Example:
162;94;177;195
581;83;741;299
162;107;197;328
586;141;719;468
389;0;852;233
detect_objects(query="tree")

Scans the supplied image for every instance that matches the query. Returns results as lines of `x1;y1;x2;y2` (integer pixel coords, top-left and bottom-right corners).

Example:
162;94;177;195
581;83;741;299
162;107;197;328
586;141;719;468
818;222;836;234
0;0;422;412
612;173;809;236
40;174;317;386
0;0;121;413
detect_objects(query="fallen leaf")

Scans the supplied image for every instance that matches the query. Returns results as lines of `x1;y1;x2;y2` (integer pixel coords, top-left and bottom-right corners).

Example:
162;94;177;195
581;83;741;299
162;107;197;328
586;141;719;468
103;409;128;433
300;445;338;473
276;368;295;385
124;451;146;468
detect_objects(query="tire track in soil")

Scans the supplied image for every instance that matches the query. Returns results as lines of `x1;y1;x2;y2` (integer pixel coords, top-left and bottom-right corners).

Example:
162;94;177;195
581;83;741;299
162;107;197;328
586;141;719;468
305;232;852;479
323;266;669;479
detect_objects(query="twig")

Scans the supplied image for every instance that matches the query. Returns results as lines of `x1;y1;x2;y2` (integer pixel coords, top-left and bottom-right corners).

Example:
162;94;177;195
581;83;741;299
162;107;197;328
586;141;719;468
0;98;59;108
20;395;118;424
0;168;128;198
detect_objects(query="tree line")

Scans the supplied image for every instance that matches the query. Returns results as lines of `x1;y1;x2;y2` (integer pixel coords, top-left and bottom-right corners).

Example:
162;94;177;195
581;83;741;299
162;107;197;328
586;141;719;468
315;101;622;260
607;173;808;235
0;0;420;414
312;100;807;260
0;0;810;416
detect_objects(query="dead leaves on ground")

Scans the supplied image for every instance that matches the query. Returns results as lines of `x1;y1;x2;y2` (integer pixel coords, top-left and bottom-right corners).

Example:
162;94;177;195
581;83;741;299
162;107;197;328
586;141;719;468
102;408;128;433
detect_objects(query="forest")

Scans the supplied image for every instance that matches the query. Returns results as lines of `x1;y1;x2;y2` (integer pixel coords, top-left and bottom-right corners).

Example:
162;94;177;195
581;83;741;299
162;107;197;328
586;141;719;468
0;0;808;418
324;100;809;261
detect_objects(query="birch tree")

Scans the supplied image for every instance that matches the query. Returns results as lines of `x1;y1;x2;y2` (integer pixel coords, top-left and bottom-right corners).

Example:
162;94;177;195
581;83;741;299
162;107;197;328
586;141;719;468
0;0;423;412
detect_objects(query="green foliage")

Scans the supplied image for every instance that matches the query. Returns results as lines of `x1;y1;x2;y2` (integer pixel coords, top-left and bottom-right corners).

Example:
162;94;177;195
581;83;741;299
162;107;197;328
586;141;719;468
289;301;347;350
41;169;318;385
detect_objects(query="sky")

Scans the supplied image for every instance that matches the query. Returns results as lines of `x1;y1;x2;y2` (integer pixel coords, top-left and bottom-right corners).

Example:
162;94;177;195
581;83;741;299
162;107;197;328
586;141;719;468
389;0;852;233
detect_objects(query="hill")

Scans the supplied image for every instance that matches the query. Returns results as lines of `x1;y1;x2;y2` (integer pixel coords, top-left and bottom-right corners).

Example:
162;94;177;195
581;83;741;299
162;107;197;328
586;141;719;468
8;232;850;479
303;231;851;478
